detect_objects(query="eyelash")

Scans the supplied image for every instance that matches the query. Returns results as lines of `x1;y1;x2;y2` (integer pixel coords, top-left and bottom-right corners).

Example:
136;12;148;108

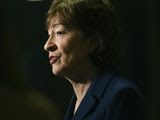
56;31;65;36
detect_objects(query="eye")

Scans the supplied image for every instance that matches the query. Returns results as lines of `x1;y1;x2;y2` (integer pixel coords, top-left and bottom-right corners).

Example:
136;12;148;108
56;31;65;36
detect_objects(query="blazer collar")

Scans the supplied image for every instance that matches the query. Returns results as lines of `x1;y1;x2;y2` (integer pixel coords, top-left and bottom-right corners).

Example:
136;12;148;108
64;72;115;120
91;72;115;100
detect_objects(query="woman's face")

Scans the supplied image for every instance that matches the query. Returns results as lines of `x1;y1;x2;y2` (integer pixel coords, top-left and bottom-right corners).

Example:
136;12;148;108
44;18;92;77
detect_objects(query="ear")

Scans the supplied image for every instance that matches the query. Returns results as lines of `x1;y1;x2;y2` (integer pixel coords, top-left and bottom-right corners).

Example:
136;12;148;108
88;33;102;55
87;36;96;55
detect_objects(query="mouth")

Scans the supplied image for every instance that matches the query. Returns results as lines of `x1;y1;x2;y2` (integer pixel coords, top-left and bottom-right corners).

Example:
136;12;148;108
49;56;59;64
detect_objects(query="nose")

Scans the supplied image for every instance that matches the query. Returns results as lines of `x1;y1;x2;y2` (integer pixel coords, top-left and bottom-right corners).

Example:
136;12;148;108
44;38;57;52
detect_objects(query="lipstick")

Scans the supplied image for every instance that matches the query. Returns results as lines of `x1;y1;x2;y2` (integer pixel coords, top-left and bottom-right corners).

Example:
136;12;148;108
49;56;59;64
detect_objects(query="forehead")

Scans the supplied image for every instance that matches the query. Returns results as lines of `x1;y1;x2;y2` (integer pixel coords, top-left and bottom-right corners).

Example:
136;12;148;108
48;16;62;29
47;16;65;34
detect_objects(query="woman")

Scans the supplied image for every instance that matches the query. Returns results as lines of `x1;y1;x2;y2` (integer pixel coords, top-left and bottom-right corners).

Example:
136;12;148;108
44;0;144;120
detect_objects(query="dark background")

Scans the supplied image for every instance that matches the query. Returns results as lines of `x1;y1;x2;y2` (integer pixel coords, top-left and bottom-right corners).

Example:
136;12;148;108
1;0;159;119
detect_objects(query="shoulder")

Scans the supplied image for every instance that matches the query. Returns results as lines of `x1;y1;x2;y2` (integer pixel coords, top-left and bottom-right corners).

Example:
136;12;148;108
107;75;142;95
100;73;144;105
92;71;144;102
100;73;144;120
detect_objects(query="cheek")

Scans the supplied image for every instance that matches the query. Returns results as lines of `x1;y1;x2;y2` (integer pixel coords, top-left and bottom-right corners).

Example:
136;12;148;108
57;33;88;65
57;42;73;66
61;55;73;67
58;37;75;57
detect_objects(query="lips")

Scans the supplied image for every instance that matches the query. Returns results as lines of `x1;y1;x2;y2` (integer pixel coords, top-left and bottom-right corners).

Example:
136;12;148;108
49;56;59;64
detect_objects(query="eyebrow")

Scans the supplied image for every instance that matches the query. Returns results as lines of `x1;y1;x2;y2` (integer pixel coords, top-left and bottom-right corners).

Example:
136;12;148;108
51;23;64;28
48;23;64;35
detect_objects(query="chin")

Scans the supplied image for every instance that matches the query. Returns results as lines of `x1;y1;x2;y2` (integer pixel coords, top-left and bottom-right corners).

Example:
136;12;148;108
52;66;70;78
52;68;60;76
52;67;64;76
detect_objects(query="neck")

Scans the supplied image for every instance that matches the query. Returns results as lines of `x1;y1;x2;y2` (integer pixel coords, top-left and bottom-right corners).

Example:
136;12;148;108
64;65;98;114
72;81;91;114
71;80;91;101
64;65;98;99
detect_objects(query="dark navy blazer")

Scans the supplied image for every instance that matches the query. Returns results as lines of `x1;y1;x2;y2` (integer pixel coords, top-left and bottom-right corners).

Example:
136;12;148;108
64;72;144;120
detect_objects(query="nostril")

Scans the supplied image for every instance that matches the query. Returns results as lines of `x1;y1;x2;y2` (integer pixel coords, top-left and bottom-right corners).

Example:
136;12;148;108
44;43;57;52
49;45;58;52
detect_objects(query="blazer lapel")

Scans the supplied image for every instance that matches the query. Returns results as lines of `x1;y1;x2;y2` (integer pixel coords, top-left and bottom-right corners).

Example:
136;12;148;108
64;94;76;120
73;87;97;120
91;72;115;100
64;72;115;120
73;72;115;120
